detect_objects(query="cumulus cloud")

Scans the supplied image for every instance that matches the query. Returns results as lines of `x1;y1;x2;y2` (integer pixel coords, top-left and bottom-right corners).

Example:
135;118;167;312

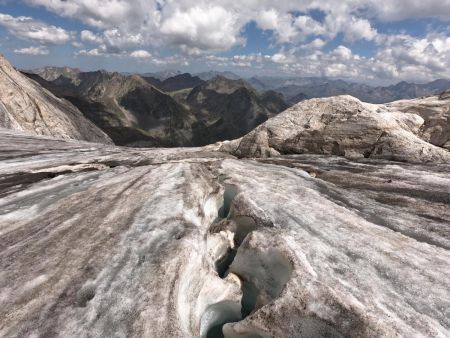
77;48;103;57
372;33;450;79
24;0;135;28
130;50;152;59
21;0;450;54
261;33;450;83
160;5;243;53
367;0;450;20
0;13;71;44
14;45;49;55
300;38;327;50
80;30;103;44
18;0;373;53
9;0;450;82
294;16;327;36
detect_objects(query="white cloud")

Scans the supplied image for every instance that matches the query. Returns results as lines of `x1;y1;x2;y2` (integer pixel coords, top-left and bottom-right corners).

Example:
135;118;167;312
80;30;103;44
25;0;134;28
102;29;143;52
14;0;450;82
77;48;103;56
331;46;353;60
160;6;242;53
367;0;450;20
261;33;450;83
301;38;326;50
294;16;326;36
14;45;49;55
271;52;297;64
343;17;377;42
130;50;152;59
72;41;83;48
256;9;279;31
0;13;71;44
21;0;448;56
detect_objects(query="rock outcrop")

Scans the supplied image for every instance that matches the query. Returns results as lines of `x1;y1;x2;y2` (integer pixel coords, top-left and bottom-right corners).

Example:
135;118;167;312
225;95;450;163
387;91;450;150
0;55;112;144
0;129;449;337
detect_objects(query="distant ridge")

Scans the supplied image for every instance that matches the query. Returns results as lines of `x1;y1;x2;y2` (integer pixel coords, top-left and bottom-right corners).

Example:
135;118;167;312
248;76;450;104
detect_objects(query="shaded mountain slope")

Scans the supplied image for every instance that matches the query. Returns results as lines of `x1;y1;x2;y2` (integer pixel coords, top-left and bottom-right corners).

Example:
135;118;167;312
27;70;289;147
143;73;205;92
185;76;289;144
27;70;197;147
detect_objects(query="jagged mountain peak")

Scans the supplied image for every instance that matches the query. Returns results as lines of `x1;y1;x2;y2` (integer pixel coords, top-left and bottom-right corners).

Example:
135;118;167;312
30;66;81;82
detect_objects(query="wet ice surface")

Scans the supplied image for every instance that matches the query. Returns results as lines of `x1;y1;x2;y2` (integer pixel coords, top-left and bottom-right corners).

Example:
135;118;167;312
0;130;449;337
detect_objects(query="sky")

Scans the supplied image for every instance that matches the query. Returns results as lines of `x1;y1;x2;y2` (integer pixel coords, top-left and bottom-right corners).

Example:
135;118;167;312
0;0;449;84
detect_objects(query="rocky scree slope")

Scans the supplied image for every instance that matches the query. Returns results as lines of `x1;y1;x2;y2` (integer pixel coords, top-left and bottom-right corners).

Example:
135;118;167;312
224;94;450;163
0;55;111;144
0;128;449;337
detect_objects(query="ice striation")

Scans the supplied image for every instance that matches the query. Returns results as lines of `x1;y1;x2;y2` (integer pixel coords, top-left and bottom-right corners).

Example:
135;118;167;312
0;127;449;337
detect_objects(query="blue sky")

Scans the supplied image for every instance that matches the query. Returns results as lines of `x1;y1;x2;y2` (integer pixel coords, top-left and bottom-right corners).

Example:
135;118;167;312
0;0;449;84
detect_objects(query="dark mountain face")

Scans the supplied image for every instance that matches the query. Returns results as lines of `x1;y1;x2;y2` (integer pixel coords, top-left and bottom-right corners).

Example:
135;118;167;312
143;73;205;92
195;71;240;81
26;70;288;147
142;70;182;80
26;70;196;147
288;92;309;104
186;76;289;144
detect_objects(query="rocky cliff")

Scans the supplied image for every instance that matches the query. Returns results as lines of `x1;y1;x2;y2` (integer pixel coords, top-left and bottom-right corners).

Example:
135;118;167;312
0;55;111;144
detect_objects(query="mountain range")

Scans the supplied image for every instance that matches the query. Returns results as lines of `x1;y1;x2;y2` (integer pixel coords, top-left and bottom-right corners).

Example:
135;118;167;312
26;67;287;147
25;64;450;148
248;76;450;104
